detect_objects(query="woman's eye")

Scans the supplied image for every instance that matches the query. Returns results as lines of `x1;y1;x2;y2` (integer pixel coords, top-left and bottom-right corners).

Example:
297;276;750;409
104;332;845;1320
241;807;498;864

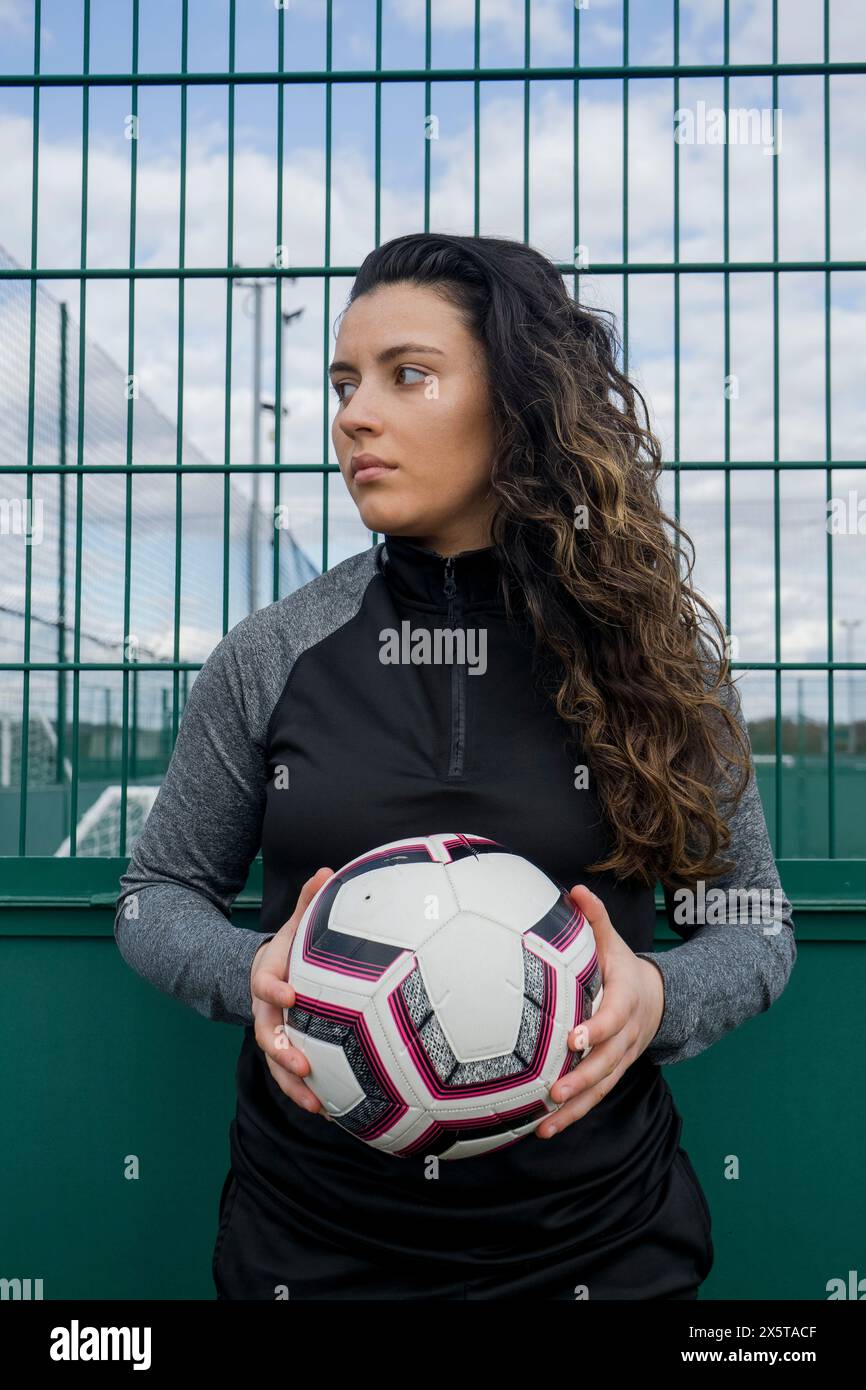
396;365;427;385
332;366;427;405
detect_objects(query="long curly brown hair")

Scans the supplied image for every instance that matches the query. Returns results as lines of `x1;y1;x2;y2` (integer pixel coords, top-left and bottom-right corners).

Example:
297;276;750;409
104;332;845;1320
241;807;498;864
348;232;753;890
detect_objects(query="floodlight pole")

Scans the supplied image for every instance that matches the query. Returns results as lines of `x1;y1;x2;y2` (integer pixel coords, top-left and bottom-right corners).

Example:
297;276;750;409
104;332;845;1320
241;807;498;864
839;619;861;754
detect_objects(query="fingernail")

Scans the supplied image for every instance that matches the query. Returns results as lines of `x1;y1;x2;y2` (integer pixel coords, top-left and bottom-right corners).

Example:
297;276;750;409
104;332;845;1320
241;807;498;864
572;1025;589;1051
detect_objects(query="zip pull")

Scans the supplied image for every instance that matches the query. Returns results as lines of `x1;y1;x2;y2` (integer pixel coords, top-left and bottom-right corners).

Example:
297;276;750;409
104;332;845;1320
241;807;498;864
443;555;456;600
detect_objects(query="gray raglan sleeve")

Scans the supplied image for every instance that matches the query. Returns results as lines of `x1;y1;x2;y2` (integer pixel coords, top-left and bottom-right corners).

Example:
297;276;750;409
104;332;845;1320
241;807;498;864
113;618;278;1028
634;674;797;1066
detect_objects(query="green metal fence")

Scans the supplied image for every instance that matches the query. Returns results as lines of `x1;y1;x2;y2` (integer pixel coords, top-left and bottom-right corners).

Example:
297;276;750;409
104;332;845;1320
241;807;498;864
0;1;864;895
1;0;865;1303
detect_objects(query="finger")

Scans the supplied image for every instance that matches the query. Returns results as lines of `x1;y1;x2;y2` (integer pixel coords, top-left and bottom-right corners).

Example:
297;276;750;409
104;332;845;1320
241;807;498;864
259;1013;324;1111
264;1053;324;1113
255;967;297;1009
296;866;334;917
256;1008;311;1075
264;868;334;1111
566;1022;590;1053
568;883;613;938
281;868;335;946
564;885;632;1052
538;1049;630;1137
269;868;336;999
565;993;630;1052
551;1032;627;1106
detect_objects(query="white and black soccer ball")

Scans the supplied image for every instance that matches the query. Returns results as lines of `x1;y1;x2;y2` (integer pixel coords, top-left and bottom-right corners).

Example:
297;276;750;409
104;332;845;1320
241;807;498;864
282;833;603;1160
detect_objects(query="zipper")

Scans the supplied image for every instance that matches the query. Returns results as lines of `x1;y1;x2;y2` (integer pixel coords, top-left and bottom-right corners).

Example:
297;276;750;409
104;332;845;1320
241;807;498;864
443;556;466;779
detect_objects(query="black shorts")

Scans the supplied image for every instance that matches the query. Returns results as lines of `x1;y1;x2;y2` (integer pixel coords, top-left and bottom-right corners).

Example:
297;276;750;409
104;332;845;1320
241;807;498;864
211;1146;714;1301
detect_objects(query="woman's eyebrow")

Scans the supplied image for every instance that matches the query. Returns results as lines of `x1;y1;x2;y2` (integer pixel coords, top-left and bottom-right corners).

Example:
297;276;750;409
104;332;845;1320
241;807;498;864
328;343;445;377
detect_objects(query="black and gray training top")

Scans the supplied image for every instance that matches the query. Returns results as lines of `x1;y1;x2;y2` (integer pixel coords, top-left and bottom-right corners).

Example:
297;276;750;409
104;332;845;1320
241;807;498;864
114;533;796;1268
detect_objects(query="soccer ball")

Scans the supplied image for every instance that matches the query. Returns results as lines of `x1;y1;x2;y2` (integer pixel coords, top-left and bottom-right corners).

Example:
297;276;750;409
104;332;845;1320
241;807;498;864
282;832;603;1160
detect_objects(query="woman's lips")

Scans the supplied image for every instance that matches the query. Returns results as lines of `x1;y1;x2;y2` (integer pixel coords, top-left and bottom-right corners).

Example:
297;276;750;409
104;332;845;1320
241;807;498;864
353;465;398;484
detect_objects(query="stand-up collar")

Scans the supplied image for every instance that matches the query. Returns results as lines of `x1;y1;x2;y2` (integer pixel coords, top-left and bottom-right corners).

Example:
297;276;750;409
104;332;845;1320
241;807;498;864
378;532;506;611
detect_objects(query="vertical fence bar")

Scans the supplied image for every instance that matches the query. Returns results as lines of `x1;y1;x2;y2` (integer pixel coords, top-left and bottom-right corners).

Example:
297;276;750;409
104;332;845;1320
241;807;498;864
320;0;333;575
672;1;681;562
171;0;189;749
373;2;382;252
523;1;530;246
118;0;141;858
368;0;383;549
473;0;480;239
423;0;431;234
69;0;92;856
56;301;68;802
19;0;42;854
222;1;235;636
272;5;285;600
723;0;732;643
823;0;836;856
621;0;629;376
571;0;580;310
771;0;782;853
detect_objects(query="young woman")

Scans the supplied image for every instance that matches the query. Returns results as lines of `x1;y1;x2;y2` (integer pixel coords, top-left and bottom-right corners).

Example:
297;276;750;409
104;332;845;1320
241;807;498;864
115;232;796;1301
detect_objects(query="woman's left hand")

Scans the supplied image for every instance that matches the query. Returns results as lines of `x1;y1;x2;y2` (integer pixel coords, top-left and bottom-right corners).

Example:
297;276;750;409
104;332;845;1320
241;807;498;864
535;883;665;1139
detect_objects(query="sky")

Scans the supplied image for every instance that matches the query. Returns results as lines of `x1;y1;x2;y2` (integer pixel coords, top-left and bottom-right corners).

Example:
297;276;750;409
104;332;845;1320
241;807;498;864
0;0;864;730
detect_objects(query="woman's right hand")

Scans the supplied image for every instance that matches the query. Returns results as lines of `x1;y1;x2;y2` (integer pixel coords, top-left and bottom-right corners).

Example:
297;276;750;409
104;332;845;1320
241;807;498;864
250;867;335;1115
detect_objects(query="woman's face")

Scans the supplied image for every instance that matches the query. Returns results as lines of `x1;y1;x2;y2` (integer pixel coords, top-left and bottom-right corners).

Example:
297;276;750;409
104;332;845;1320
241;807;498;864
329;281;498;556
